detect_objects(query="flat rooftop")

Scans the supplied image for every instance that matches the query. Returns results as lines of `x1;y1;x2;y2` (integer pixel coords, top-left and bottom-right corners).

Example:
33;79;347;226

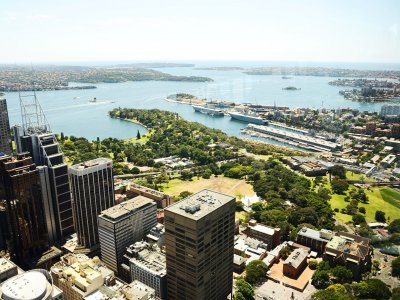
0;258;17;274
165;189;235;220
251;224;276;235
70;157;112;171
100;196;155;221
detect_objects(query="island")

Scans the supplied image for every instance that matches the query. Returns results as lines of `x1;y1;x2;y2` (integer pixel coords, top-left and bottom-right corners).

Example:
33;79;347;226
0;64;213;92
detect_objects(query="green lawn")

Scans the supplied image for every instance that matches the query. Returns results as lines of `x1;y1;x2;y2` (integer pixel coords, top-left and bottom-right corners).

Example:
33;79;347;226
329;184;400;223
124;128;155;144
345;171;373;182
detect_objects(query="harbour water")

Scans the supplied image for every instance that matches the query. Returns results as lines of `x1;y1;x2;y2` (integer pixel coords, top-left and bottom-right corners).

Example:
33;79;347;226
4;62;400;142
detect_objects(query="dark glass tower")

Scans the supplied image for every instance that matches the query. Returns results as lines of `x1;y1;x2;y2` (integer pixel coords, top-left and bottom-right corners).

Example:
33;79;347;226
0;153;48;264
0;98;12;155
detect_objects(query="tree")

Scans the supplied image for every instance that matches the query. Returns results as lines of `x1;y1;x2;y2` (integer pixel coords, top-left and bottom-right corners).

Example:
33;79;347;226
392;256;400;277
330;266;353;283
245;260;268;284
375;210;386;223
352;214;366;225
358;207;366;214
131;167;140;174
234;292;246;300
235;279;254;299
358;279;391;300
180;170;193;181
392;287;400;300
279;245;292;260
331;165;346;179
331;179;349;194
136;130;141;140
388;219;400;234
312;270;331;289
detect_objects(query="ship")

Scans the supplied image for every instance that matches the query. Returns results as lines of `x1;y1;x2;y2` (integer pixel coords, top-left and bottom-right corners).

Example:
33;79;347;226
229;111;267;125
192;105;224;116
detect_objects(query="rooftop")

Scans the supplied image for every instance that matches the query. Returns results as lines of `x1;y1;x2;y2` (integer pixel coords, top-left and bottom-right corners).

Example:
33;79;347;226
100;196;155;221
165;189;234;220
70;157;112;171
251;224;276;236
0;258;17;274
283;248;309;269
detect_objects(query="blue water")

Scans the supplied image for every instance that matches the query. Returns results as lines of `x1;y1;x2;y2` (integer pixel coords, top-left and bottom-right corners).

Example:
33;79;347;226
4;62;400;141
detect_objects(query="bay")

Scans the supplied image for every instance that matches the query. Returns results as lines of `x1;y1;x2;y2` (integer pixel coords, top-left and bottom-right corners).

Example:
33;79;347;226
4;62;400;141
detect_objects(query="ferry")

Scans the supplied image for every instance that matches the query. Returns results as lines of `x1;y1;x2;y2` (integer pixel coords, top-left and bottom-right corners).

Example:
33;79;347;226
229;111;267;125
192;105;224;116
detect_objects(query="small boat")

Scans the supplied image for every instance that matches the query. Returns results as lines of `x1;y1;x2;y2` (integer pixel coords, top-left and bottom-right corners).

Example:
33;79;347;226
89;97;97;103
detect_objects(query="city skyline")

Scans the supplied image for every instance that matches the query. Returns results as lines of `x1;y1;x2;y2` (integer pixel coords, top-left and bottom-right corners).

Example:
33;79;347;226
1;0;400;63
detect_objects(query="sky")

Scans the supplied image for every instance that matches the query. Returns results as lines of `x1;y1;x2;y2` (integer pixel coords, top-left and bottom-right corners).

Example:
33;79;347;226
1;0;400;63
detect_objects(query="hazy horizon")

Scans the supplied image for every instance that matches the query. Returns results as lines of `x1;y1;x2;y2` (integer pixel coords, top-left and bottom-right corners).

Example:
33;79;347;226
1;0;400;64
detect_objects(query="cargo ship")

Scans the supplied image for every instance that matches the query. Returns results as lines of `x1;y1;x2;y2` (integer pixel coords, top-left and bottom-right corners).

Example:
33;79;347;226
229;111;267;125
192;105;224;116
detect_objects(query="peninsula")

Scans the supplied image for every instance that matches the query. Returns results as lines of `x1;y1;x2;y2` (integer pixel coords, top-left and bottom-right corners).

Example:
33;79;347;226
0;64;213;92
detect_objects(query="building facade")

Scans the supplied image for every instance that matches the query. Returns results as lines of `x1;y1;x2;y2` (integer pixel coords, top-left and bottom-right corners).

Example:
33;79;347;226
14;131;73;243
98;196;157;275
0;99;12;155
69;158;115;251
164;189;235;300
0;153;49;264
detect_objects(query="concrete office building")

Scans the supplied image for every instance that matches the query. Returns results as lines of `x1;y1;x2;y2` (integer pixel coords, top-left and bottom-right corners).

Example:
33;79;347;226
98;196;157;275
0;99;12;155
69;158;115;251
164;189;235;300
0;153;49;265
127;241;167;299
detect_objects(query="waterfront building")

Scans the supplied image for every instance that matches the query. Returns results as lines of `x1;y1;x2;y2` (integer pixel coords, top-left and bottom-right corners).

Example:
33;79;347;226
69;158;115;252
164;189;235;300
126;182;172;208
0;269;63;300
0;153;49;265
127;241;167;299
0;99;12;155
381;104;400;117
98;196;157;275
51;254;112;300
13;93;73;243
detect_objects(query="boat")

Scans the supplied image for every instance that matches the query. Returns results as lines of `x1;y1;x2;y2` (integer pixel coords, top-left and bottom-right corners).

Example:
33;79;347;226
192;105;224;116
229;111;268;125
89;97;97;103
282;76;293;79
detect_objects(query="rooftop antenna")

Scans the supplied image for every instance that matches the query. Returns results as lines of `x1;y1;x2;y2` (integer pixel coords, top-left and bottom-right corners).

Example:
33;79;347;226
19;64;51;135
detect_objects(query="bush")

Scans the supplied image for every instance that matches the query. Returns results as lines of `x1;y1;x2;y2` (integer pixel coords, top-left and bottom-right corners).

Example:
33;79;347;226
308;260;318;270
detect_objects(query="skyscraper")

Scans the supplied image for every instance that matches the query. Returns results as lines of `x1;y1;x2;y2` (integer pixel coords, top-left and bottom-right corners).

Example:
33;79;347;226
14;93;73;243
69;158;115;251
98;196;157;275
164;189;235;300
0;153;48;264
0;98;12;155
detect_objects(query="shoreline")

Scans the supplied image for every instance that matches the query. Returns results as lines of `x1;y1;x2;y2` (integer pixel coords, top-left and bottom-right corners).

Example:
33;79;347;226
109;115;150;131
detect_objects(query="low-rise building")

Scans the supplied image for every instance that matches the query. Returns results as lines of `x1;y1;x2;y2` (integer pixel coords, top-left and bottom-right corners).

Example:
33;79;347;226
233;254;247;274
247;222;280;250
283;248;309;279
0;257;23;284
126;183;172;209
50;254;113;300
146;224;165;248
296;227;333;254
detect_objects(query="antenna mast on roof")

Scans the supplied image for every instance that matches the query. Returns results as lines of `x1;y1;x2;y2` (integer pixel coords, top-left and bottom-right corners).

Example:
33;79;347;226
19;66;51;135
